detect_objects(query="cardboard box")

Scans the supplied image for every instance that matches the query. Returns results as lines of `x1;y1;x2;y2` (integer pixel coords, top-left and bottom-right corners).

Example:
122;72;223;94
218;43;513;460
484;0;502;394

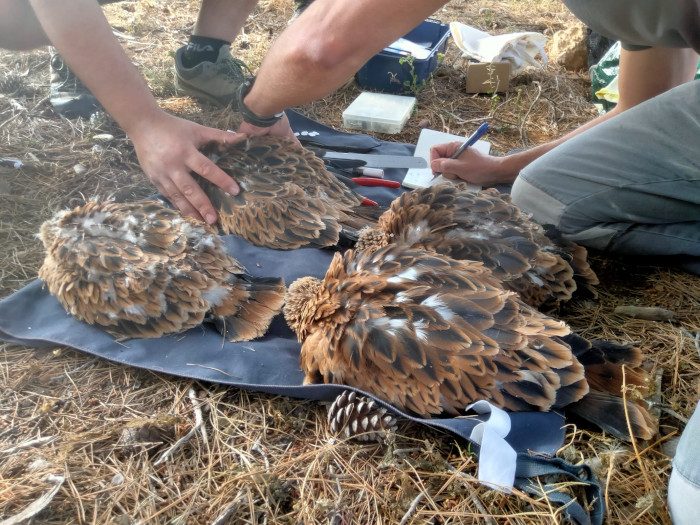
465;61;511;94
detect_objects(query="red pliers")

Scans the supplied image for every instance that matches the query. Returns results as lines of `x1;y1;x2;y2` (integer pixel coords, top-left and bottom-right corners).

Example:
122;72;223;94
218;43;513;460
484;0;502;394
334;173;401;206
343;177;401;188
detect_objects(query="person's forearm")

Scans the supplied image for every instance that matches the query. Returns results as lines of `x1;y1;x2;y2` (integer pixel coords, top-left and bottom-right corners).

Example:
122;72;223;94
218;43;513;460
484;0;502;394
502;47;700;179
29;0;163;134
432;111;615;186
498;107;621;178
242;0;448;118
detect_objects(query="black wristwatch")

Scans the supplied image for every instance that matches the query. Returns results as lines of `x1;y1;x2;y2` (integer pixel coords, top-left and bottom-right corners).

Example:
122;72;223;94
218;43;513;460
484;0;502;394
235;77;285;127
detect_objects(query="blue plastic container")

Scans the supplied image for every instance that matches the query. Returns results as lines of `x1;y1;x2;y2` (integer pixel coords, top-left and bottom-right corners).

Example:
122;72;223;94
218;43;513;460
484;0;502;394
355;18;451;94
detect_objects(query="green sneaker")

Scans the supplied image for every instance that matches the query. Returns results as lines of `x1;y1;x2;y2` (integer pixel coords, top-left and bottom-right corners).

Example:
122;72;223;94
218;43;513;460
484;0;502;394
49;48;101;118
174;44;252;109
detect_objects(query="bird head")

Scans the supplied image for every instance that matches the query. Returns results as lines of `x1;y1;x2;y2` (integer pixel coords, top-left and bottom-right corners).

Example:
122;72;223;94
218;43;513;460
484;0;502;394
356;228;390;253
283;276;322;336
37;214;65;250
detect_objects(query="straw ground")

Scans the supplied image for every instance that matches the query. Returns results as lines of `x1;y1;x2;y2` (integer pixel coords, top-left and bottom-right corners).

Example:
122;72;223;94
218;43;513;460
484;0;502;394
1;1;698;523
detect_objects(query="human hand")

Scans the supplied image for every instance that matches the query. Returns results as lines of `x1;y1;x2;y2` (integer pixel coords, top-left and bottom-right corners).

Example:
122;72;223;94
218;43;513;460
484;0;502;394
238;113;301;145
128;113;246;224
430;141;512;187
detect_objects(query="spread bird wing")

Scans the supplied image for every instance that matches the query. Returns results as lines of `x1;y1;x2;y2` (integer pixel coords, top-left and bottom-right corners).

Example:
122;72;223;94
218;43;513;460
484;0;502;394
298;244;586;417
379;184;542;276
195;136;364;249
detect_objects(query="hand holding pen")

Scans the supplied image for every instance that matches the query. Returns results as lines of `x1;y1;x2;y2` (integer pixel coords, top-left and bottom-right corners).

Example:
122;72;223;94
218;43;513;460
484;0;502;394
432;122;489;177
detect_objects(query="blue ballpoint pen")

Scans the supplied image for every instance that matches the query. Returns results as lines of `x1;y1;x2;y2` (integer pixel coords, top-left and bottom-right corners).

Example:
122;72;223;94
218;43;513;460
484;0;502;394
433;121;489;177
449;121;489;160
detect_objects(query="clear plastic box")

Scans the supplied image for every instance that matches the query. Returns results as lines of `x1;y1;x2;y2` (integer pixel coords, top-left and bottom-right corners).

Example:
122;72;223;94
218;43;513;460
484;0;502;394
342;92;416;134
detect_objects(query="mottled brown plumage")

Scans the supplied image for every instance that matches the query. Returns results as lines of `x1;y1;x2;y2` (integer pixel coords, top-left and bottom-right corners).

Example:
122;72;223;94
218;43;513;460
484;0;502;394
284;243;654;441
194;135;378;249
356;183;598;309
38;200;285;342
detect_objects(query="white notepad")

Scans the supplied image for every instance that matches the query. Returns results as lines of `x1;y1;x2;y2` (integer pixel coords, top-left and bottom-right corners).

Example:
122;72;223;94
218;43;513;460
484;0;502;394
403;128;491;191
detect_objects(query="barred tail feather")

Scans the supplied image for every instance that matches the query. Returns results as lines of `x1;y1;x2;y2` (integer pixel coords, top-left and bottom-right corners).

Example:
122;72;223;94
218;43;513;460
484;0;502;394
566;390;656;441
212;277;286;342
561;334;656;440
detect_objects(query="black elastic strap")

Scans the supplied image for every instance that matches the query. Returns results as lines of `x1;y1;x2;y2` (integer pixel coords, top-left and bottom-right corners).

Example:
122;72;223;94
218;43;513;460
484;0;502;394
514;453;604;525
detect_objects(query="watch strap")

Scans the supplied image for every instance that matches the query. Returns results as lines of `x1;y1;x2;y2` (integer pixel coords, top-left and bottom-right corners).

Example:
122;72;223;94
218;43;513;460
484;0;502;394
236;78;284;127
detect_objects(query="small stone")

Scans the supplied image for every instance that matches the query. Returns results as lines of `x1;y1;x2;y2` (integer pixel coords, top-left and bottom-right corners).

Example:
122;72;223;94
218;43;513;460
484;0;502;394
614;305;675;321
111;472;125;485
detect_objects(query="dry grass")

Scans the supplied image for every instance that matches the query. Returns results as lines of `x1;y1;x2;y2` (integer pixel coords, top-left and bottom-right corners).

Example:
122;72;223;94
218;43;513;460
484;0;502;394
1;1;698;523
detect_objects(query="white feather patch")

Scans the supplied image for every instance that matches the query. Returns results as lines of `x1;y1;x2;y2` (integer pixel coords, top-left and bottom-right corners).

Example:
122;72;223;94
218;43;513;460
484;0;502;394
387;267;420;283
202;285;229;306
123;304;146;317
421;294;455;321
402;221;430;245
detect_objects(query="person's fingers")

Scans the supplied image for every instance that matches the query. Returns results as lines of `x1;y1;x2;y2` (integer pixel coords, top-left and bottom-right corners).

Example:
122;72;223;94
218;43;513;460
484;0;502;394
430;158;443;175
431;158;462;181
211;130;247;148
188;150;239;196
194;130;247;157
238;115;298;143
168;168;218;224
279;115;301;144
430;141;461;160
431;159;457;177
155;176;205;222
288;131;302;146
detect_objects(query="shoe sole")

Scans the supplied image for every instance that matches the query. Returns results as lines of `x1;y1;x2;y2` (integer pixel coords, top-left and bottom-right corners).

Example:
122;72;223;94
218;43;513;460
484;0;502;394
174;76;233;109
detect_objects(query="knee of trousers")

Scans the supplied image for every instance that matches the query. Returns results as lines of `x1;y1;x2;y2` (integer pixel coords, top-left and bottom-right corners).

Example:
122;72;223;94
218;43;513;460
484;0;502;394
669;464;700;525
668;405;700;523
511;172;620;251
511;175;565;227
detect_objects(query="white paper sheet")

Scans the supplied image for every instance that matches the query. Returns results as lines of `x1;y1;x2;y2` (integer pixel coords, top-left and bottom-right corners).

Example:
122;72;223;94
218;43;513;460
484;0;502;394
402;128;490;190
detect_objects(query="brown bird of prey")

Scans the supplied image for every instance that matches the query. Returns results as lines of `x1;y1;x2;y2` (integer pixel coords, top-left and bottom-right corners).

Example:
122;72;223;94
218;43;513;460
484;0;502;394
193;135;380;250
38;200;286;342
284;243;655;441
356;183;598;310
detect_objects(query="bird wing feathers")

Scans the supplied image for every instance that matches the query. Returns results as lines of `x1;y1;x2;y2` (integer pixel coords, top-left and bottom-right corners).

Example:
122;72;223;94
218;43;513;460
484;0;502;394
38;200;284;341
195;136;364;249
376;184;597;308
296;243;587;417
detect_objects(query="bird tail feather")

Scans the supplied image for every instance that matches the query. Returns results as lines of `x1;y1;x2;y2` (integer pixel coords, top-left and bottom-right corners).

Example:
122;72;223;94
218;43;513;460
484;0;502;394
566;391;656;441
561;334;656;441
337;205;387;248
212;277;286;342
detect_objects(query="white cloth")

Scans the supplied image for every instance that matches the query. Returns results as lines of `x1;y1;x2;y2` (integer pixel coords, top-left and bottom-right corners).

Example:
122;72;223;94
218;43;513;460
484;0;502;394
450;22;548;76
466;400;517;491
